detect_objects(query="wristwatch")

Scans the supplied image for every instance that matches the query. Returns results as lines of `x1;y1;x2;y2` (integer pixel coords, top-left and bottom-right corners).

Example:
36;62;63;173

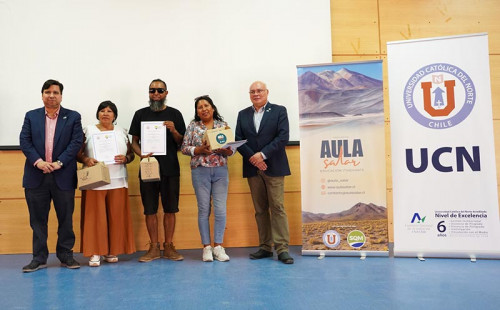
56;160;63;167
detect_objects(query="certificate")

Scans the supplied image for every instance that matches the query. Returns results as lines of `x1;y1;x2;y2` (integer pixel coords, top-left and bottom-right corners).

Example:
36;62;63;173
91;131;119;164
221;139;247;150
141;121;167;155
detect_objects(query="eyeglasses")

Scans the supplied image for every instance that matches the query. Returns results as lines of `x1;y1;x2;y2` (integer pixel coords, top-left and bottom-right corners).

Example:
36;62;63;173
149;88;166;94
249;89;266;95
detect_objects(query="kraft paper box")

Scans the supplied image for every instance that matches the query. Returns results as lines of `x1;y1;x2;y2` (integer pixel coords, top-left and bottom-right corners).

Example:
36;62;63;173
203;127;234;150
77;162;111;190
140;157;160;182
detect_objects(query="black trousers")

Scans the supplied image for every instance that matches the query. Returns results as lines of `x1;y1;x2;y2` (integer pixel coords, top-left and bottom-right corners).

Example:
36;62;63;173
25;173;76;263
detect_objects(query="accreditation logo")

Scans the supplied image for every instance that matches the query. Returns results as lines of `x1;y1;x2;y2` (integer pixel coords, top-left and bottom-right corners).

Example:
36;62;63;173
404;63;476;129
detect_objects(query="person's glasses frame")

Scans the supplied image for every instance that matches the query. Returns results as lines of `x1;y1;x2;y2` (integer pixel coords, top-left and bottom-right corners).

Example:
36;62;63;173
194;95;210;101
149;88;166;94
249;89;266;95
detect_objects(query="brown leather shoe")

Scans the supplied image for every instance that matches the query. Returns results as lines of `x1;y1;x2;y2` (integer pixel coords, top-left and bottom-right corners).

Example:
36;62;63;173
163;242;184;261
138;242;160;262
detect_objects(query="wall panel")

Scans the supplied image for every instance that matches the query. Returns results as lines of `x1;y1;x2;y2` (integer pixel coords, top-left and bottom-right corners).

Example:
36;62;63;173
330;0;380;55
0;148;301;254
332;0;500;245
378;0;500;54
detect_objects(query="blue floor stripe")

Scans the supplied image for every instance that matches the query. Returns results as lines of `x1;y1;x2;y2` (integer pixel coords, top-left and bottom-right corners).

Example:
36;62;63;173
1;246;499;310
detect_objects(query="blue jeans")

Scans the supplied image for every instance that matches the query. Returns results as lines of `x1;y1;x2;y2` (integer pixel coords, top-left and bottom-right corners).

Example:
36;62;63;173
191;166;229;245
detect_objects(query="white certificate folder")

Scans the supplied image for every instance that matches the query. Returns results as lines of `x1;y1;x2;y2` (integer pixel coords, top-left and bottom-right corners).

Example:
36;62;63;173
91;131;118;164
141;121;167;156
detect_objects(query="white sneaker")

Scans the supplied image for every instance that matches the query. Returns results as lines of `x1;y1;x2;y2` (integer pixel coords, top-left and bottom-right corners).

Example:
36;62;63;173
202;246;213;262
104;255;118;263
213;245;230;262
89;255;101;267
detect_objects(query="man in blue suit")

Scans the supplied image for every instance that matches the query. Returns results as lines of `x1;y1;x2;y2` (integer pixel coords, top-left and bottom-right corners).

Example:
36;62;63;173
235;81;294;264
20;79;83;272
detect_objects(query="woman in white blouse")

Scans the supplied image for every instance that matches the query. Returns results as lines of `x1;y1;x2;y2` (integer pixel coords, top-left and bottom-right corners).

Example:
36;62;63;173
77;101;136;267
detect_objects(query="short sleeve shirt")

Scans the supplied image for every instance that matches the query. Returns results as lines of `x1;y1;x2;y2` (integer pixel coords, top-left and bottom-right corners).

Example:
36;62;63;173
129;106;186;177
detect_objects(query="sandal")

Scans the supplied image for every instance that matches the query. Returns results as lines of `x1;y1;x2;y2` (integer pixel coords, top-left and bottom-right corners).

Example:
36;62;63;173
104;255;118;263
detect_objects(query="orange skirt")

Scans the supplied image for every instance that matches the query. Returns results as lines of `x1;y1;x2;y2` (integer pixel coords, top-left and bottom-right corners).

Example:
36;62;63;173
80;187;136;257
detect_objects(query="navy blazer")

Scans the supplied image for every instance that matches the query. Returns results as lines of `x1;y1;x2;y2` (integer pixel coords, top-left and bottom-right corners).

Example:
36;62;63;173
20;106;83;190
235;102;291;178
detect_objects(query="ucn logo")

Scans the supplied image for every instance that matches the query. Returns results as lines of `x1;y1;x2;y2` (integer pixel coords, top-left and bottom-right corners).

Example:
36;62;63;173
216;133;227;144
404;63;476;129
322;230;341;248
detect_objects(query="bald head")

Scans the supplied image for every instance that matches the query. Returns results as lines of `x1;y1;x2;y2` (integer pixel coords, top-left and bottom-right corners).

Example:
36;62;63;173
249;81;269;110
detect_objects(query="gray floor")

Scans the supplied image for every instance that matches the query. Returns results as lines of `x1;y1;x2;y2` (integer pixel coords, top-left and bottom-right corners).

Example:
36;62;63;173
1;246;499;310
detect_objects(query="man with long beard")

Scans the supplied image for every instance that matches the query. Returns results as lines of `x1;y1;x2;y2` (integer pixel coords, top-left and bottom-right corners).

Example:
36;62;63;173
129;79;186;262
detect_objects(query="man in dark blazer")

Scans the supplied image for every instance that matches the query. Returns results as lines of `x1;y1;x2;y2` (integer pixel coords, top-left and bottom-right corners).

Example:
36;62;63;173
19;79;83;272
235;81;294;264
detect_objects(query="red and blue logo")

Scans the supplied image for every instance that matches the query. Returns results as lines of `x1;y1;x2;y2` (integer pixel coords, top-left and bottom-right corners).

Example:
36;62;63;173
404;63;476;129
322;230;341;248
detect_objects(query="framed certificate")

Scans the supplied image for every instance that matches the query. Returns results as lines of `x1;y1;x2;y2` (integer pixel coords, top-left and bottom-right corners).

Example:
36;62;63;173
91;131;119;164
141;121;167;155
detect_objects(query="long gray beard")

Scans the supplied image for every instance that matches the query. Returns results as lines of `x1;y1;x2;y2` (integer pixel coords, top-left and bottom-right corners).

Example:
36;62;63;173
149;98;166;112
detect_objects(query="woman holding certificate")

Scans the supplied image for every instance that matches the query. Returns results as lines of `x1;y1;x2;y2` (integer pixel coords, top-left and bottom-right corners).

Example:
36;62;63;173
77;101;136;267
181;95;233;262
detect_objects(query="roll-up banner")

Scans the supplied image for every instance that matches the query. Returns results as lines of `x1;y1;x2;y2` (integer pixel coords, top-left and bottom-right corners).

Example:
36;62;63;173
297;61;388;257
387;33;500;259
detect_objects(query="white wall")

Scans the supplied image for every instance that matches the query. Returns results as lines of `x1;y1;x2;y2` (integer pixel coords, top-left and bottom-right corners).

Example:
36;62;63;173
0;0;331;146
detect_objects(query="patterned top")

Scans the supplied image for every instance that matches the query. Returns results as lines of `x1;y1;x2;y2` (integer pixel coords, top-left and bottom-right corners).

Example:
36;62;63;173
181;120;229;169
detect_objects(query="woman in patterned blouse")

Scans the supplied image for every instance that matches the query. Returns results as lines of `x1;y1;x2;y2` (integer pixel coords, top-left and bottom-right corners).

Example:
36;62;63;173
181;95;233;262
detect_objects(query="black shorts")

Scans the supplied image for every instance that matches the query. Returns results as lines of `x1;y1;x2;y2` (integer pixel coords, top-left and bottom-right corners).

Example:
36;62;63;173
139;176;180;215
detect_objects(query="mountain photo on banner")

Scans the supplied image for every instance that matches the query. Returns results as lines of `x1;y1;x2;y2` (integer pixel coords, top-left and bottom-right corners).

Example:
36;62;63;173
302;203;388;251
297;61;387;255
298;67;383;127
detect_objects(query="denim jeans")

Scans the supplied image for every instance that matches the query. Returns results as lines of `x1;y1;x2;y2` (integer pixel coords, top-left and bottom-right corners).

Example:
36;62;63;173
191;166;229;245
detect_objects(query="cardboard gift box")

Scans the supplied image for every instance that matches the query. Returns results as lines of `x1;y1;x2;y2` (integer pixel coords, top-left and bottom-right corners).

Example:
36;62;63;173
77;162;111;190
140;157;160;182
203;126;234;150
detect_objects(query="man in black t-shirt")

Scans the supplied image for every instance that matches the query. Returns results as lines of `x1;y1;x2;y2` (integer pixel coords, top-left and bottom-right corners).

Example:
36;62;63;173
129;79;186;262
